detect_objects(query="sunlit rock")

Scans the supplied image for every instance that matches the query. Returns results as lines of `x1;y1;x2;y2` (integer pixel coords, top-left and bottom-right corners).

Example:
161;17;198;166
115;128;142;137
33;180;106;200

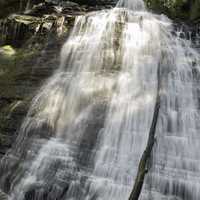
0;45;16;58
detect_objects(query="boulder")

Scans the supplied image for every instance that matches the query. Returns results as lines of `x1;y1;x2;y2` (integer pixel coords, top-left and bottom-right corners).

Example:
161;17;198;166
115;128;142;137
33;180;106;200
0;40;64;157
0;0;43;19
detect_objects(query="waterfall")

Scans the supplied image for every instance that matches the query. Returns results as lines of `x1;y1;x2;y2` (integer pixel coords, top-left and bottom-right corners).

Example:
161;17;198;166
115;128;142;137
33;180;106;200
0;0;200;200
117;0;145;11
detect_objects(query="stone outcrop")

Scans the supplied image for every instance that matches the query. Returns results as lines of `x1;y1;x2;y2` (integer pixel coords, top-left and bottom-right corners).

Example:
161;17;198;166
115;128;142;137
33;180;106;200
0;14;73;47
0;16;70;158
0;0;118;158
0;37;68;158
0;0;43;19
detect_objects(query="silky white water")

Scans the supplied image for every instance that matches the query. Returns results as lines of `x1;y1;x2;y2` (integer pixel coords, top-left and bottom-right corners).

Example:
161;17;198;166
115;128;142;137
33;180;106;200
0;0;200;200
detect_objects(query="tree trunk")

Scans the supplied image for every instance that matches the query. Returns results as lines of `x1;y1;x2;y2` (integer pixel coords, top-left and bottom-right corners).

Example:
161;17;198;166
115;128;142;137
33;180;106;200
128;64;161;200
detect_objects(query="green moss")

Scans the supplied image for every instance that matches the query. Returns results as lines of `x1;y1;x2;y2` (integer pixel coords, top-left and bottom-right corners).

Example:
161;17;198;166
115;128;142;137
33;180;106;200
0;45;39;147
190;0;200;20
0;45;16;57
0;46;38;93
145;0;191;20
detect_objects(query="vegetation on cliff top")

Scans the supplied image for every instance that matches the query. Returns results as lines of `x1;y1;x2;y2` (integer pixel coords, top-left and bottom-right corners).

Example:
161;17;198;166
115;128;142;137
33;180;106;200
145;0;200;21
0;0;200;21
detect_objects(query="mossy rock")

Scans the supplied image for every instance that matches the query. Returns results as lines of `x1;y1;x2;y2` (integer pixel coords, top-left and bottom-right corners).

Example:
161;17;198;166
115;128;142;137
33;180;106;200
0;46;39;147
0;45;16;58
0;0;43;19
0;14;51;47
0;29;65;155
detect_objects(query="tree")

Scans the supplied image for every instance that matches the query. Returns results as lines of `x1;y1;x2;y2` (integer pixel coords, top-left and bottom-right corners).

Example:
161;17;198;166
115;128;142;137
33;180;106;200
129;63;161;200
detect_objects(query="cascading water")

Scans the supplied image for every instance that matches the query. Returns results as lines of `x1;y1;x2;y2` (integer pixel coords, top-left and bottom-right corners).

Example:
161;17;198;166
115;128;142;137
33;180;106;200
0;0;200;200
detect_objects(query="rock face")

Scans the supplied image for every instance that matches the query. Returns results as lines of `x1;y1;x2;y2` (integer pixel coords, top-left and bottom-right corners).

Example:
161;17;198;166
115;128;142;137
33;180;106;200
0;0;199;159
0;14;72;47
0;0;119;159
0;43;59;158
0;0;43;19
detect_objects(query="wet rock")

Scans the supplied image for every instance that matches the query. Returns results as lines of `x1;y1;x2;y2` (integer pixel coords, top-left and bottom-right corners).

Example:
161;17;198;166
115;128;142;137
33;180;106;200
0;43;49;154
45;0;80;7
0;14;46;47
0;189;8;200
0;14;73;47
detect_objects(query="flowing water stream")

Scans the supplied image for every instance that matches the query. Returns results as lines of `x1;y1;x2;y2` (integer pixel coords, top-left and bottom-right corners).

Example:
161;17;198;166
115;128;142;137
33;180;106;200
0;0;200;199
